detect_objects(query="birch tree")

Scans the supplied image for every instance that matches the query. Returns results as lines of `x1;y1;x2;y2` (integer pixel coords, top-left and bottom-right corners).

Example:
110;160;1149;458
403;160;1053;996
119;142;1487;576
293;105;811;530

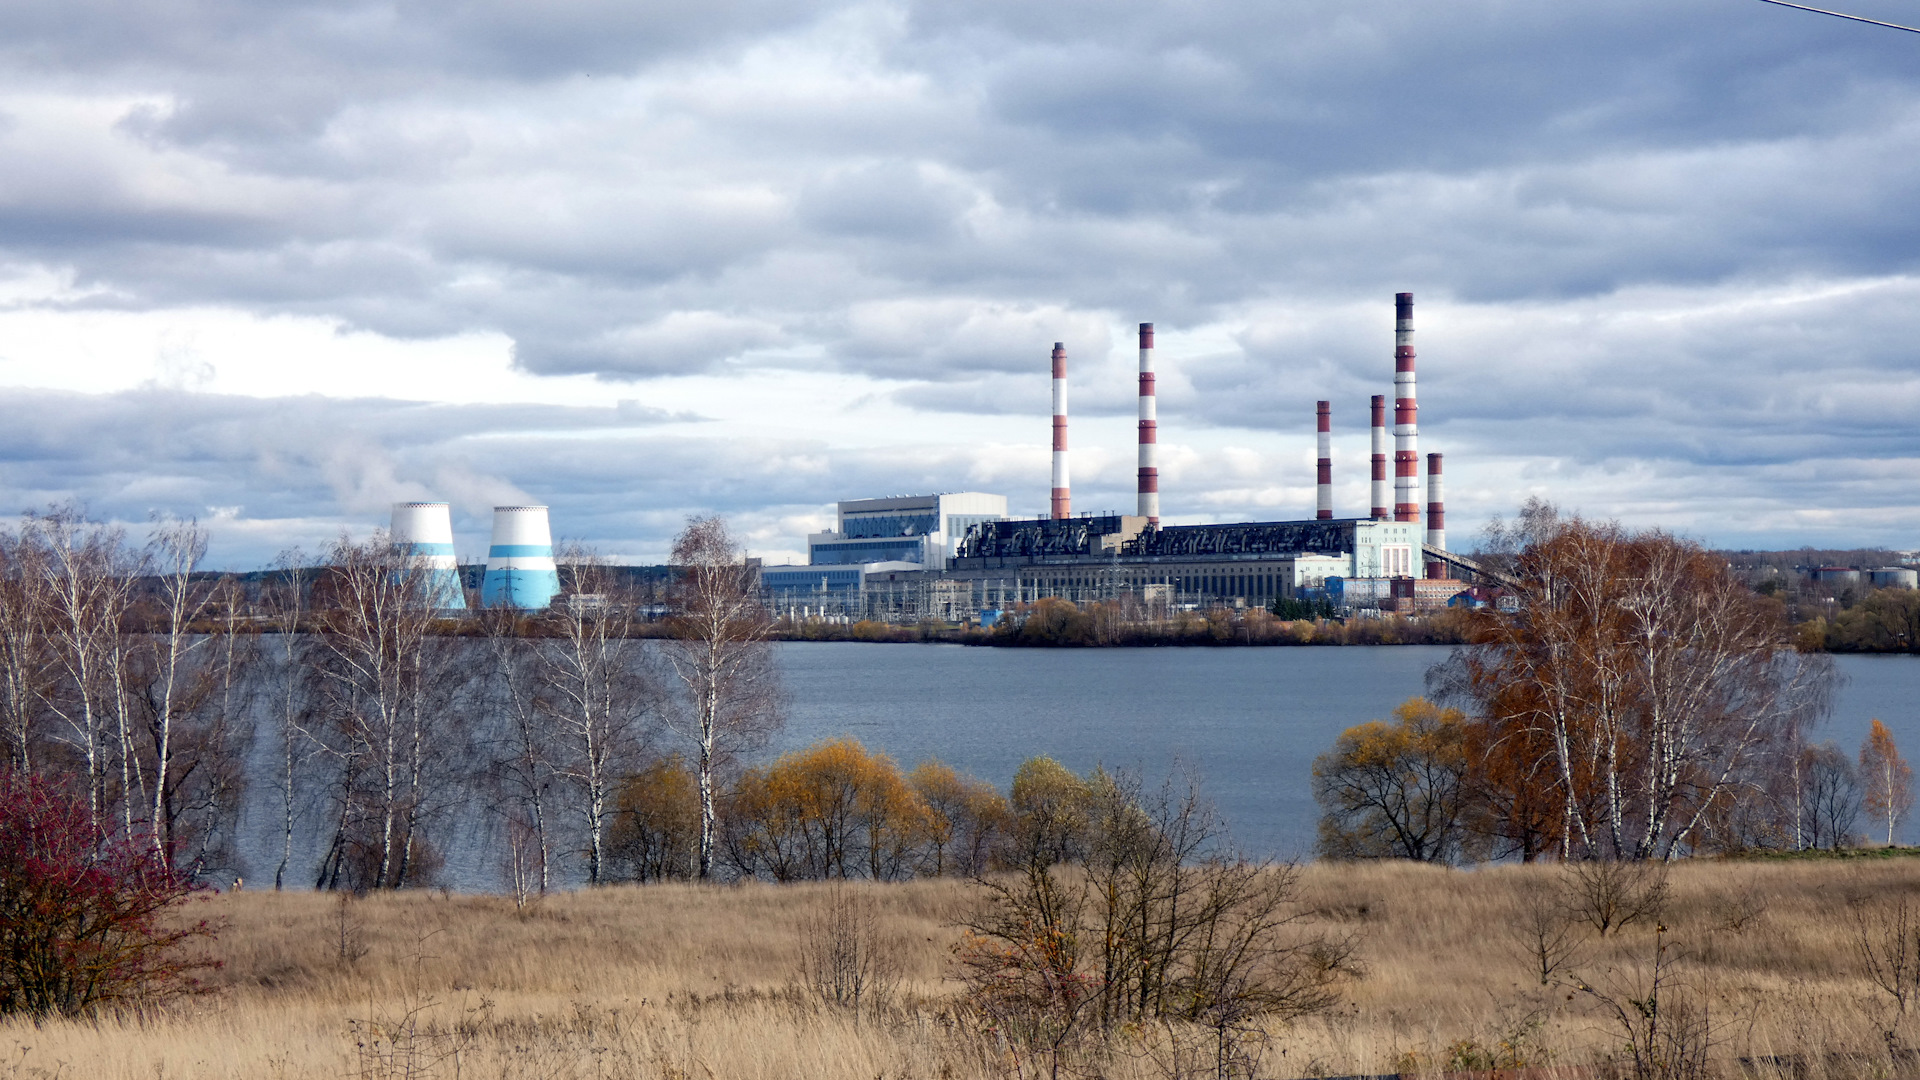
664;517;781;880
1861;719;1914;846
263;552;312;890
1439;502;1834;860
0;525;54;776
477;600;554;893
532;549;654;886
309;533;461;890
30;507;139;839
136;519;218;862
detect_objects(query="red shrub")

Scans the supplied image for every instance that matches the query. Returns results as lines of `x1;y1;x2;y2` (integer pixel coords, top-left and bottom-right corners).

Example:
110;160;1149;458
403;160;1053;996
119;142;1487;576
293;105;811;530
0;773;219;1017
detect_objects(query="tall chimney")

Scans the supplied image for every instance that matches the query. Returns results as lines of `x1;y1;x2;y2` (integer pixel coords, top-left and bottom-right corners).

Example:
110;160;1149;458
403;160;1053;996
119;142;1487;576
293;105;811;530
1425;452;1447;579
1393;292;1421;525
1370;394;1389;520
1316;400;1333;520
1137;322;1159;525
1051;342;1070;519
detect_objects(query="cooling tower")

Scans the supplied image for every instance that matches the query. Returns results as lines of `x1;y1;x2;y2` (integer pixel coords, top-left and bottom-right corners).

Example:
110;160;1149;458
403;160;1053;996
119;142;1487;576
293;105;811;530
481;506;560;610
390;501;467;610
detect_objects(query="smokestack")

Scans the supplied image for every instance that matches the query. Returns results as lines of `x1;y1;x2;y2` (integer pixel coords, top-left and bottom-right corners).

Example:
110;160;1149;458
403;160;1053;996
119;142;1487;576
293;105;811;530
1316;400;1332;520
390;501;466;610
1137;322;1159;525
1370;394;1389;521
1051;342;1070;519
481;505;560;610
1393;293;1421;525
1425;452;1447;580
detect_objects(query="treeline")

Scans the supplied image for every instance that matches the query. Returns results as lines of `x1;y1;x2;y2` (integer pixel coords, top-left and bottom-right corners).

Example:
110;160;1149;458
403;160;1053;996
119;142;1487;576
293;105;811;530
1312;500;1911;864
779;598;1473;647
0;507;776;892
1797;587;1920;653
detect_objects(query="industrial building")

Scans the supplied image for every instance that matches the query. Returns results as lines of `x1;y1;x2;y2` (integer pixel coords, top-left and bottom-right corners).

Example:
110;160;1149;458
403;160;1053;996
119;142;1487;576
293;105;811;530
760;293;1487;624
761;492;1008;618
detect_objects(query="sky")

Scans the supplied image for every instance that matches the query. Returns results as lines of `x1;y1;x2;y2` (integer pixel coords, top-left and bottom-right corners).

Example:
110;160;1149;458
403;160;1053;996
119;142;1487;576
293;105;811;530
2;0;1919;568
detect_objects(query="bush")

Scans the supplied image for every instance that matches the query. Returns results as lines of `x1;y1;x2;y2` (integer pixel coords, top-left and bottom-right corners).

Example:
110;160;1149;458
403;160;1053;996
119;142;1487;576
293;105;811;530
608;755;700;881
0;773;217;1018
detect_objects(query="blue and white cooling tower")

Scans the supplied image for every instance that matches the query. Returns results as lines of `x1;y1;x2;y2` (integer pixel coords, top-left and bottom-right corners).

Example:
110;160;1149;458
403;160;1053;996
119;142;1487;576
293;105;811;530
390;501;467;610
481;506;560;610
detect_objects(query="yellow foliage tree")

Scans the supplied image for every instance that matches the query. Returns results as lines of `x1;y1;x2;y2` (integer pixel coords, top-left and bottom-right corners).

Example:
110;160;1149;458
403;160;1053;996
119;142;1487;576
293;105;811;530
1312;697;1470;863
1860;719;1914;846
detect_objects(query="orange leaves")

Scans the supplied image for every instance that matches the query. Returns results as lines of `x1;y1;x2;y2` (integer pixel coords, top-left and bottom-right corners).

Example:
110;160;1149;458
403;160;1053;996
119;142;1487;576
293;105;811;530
1445;507;1828;860
1861;718;1914;846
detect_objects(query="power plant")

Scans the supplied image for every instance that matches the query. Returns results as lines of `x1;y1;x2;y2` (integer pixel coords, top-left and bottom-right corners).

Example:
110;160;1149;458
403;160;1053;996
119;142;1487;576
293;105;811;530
375;294;1470;622
763;293;1477;623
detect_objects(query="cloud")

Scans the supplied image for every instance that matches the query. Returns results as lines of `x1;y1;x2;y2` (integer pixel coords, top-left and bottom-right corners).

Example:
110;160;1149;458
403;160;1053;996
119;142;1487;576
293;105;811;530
5;0;1920;559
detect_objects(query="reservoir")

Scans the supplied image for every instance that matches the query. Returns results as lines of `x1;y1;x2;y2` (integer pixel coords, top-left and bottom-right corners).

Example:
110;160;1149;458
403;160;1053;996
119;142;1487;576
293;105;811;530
776;643;1920;859
231;643;1920;889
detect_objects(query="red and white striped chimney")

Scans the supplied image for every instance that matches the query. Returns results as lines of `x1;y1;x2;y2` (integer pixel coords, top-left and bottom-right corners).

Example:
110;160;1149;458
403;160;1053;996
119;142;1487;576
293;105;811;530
1137;322;1159;525
1370;394;1389;520
1425;452;1446;579
1393;293;1421;525
1051;342;1070;519
1315;400;1332;520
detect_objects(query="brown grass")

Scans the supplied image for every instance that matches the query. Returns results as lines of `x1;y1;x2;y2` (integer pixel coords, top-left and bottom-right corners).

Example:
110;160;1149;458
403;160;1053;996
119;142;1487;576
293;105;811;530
5;859;1918;1079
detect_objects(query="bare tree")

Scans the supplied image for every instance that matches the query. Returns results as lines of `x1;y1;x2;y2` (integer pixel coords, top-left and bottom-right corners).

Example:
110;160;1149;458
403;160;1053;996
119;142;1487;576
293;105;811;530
534;547;654;886
262;551;313;890
308;533;463;890
663;517;782;880
0;523;54;776
1801;741;1862;850
476;601;553;894
30;506;141;838
136;518;219;861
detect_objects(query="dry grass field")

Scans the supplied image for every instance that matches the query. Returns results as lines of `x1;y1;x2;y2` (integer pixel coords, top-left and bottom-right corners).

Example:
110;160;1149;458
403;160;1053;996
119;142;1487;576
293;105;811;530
6;858;1919;1080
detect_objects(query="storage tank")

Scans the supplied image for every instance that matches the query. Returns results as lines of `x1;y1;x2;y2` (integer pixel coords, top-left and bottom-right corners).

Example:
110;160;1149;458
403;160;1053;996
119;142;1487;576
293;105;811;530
1870;567;1919;589
481;506;560;610
390;502;467;610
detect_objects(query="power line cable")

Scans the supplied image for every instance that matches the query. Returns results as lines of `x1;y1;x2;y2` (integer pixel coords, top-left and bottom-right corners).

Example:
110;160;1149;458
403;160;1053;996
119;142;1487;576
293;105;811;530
1754;0;1920;34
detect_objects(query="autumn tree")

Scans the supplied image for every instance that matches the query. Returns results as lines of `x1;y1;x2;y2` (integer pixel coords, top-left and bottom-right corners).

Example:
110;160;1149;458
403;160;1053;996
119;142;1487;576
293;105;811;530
1435;500;1834;861
720;737;932;881
0;770;217;1017
1007;755;1095;866
607;754;700;881
909;759;1009;876
1312;697;1470;863
1861;720;1913;847
663;517;782;879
